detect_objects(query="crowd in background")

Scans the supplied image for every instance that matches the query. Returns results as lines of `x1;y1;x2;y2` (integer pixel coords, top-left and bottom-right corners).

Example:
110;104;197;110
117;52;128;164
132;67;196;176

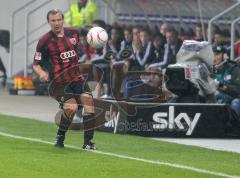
67;18;240;115
75;19;239;68
32;0;240;115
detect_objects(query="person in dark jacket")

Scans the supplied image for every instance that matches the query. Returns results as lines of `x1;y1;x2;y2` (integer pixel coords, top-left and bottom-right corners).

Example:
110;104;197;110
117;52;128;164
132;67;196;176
146;27;182;70
131;27;155;71
213;45;240;116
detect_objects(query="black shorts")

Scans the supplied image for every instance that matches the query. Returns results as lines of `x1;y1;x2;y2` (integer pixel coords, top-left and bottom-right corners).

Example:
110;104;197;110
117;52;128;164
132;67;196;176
49;80;91;105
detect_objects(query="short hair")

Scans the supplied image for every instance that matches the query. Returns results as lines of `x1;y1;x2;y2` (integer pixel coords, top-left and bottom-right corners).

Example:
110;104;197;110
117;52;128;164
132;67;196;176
92;19;106;29
196;23;206;31
196;23;202;28
165;26;178;37
139;26;151;35
47;9;64;21
124;26;132;34
132;25;142;31
152;33;164;41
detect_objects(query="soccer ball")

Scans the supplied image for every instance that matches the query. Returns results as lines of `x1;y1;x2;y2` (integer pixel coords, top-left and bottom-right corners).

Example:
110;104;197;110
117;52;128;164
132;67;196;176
87;26;108;49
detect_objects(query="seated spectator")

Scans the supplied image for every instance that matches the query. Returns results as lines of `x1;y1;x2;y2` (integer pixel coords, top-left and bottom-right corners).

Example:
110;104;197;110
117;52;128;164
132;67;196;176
131;27;155;71
179;27;195;42
187;27;196;41
131;25;142;55
106;25;123;55
65;0;97;27
179;27;186;41
212;30;224;48
119;26;133;54
111;26;134;67
158;23;169;44
145;34;165;71
213;45;240;116
194;23;206;41
146;26;182;70
111;26;134;98
152;34;164;60
122;29;164;100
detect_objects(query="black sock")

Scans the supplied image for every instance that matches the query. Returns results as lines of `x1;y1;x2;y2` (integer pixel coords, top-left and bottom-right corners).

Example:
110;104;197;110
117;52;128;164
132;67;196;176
57;128;66;137
59;111;72;131
83;113;95;144
57;111;73;137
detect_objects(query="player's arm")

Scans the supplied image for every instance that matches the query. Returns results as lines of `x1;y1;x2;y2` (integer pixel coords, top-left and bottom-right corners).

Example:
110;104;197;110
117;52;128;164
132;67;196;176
33;64;48;82
33;42;49;82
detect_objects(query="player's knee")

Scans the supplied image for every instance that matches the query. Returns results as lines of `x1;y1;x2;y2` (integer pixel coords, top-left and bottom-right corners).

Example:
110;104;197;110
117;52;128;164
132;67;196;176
64;108;76;120
81;93;93;101
81;93;94;109
63;103;78;112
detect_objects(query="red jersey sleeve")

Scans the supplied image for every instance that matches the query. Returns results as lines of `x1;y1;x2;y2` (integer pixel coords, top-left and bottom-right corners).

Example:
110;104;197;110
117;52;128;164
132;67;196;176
33;38;48;66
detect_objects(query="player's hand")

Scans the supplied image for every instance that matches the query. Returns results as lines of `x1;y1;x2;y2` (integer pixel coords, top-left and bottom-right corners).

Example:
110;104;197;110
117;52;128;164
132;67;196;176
39;71;49;82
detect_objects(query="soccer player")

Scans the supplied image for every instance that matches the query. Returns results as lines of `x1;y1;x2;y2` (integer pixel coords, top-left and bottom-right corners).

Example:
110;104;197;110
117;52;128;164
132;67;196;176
33;9;96;149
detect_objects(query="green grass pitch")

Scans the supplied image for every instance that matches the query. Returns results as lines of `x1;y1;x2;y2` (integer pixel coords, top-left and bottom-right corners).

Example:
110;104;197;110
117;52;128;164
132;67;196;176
0;114;239;178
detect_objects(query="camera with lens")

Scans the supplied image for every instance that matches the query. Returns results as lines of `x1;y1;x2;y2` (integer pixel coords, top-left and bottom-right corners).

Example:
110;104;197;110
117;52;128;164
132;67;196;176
165;40;216;103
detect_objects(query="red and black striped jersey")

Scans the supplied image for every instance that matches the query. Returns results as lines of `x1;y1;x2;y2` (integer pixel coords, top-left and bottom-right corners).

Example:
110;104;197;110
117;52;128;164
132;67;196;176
33;27;82;82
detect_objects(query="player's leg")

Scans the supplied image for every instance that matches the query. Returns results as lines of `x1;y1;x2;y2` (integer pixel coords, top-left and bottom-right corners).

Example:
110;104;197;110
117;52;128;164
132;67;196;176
55;98;78;148
79;92;96;149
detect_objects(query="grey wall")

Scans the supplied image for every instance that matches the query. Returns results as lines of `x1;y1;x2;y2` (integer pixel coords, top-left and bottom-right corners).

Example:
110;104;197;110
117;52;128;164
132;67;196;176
0;0;70;77
1;0;113;77
0;0;30;77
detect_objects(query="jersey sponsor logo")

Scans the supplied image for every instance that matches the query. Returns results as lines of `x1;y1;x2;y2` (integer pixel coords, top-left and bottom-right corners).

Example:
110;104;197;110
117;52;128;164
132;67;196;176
60;50;76;61
34;52;42;61
70;38;77;45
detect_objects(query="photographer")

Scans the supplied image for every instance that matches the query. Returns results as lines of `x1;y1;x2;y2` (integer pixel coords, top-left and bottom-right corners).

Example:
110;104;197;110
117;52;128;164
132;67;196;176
213;45;240;116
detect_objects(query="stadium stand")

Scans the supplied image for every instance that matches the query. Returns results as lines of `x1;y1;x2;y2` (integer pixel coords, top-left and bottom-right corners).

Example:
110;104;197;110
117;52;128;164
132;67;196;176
2;0;240;140
112;0;238;25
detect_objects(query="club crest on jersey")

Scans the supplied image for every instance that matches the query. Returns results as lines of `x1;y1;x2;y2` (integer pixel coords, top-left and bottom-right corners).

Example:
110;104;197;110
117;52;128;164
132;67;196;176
70;38;77;45
34;52;42;61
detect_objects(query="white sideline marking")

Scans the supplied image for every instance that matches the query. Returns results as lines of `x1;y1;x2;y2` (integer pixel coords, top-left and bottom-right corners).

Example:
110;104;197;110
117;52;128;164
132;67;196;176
0;131;239;178
152;138;240;154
